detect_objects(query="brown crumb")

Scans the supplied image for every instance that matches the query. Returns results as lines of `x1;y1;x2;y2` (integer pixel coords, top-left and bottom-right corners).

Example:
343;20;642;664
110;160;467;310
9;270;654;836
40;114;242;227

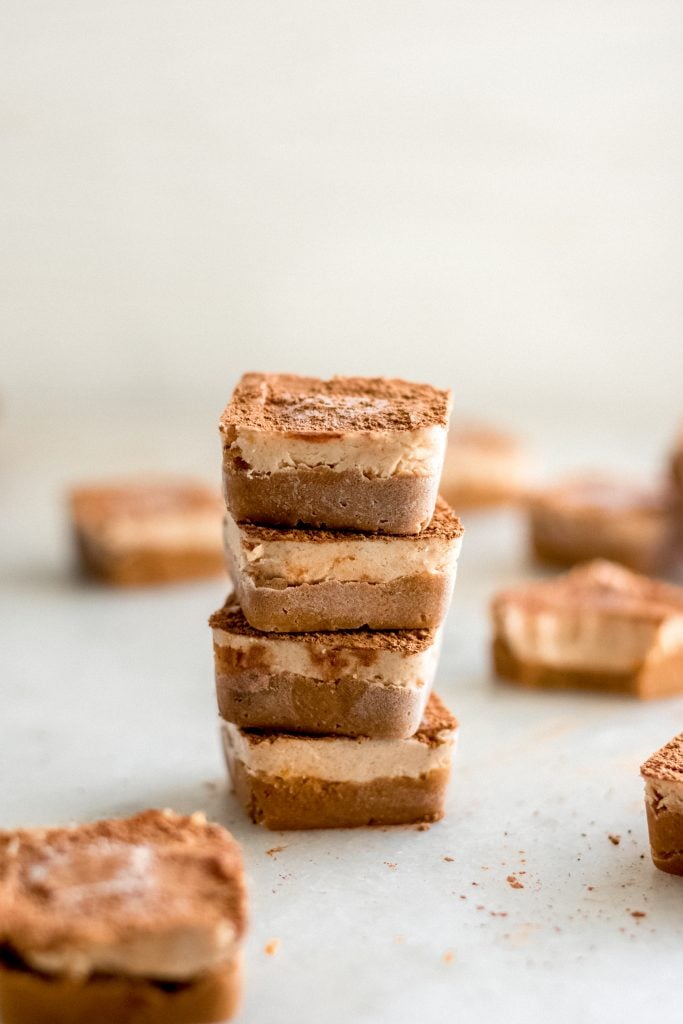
266;845;287;857
385;861;397;871
630;911;646;919
264;939;280;955
506;875;524;890
415;823;431;832
443;856;454;863
587;886;595;891
443;950;455;964
608;834;621;846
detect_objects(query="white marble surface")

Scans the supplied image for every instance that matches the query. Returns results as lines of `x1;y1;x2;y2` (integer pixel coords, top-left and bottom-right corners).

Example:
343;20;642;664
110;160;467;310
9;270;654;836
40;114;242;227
1;407;682;1024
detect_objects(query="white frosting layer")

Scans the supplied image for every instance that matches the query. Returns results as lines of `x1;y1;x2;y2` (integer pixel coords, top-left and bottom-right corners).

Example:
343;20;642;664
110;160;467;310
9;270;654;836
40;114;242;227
229;425;446;478
26;922;237;981
495;604;683;672
213;626;442;689
93;512;223;554
222;721;456;784
224;513;461;585
645;778;683;815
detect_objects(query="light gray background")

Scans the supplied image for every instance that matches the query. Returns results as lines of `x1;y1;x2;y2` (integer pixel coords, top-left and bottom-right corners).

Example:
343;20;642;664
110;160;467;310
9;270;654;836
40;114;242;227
2;0;682;426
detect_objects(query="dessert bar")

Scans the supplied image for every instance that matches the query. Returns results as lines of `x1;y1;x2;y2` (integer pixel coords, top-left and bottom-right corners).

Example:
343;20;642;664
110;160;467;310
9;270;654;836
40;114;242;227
70;480;225;586
224;497;463;632
641;733;683;876
491;560;683;698
222;692;458;829
440;424;530;509
220;373;452;534
0;810;246;1024
210;595;441;737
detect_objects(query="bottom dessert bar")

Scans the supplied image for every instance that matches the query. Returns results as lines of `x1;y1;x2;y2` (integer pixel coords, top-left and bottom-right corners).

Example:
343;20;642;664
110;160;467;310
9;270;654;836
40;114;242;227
641;733;683;876
222;692;458;830
0;956;241;1024
0;810;247;1024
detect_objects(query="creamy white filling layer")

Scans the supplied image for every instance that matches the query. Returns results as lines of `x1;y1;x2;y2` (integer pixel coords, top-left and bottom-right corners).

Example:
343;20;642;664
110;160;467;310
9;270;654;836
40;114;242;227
25;922;237;981
645;777;683;815
495;604;683;672
213;626;442;687
224;512;461;585
91;512;223;555
222;721;456;784
228;425;446;478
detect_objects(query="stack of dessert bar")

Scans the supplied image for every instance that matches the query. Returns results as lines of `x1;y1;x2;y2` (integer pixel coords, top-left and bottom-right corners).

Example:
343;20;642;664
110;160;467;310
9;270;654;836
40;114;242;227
210;373;464;830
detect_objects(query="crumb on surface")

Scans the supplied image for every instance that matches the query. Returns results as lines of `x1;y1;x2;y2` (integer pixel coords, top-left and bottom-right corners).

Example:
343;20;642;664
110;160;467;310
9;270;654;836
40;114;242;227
266;845;287;857
506;874;524;890
630;911;646;919
608;834;621;846
443;950;455;964
443;856;454;862
264;939;281;955
385;861;397;870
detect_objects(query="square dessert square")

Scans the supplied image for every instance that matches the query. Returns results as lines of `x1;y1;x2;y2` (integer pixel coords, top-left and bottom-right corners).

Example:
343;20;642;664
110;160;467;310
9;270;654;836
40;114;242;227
0;810;247;1024
641;733;683;876
222;692;458;830
223;497;464;632
491;559;683;698
440;423;531;509
70;479;226;586
210;595;441;738
220;373;452;534
527;474;672;575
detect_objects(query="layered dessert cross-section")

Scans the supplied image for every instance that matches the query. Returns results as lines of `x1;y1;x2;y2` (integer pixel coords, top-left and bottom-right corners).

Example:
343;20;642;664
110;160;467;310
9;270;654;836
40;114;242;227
641;733;683;876
70;479;226;586
491;560;683;698
222;692;458;829
223;498;464;632
528;474;671;575
0;810;247;1024
220;373;452;534
439;423;531;510
210;595;441;738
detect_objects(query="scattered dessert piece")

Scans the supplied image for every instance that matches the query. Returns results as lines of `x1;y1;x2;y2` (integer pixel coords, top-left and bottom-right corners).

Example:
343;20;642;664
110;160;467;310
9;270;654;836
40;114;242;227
219;373;452;534
222;692;458;829
0;810;247;1024
223;497;463;632
641;734;683;876
70;479;226;586
210;595;441;737
439;423;531;509
527;474;671;575
491;560;683;698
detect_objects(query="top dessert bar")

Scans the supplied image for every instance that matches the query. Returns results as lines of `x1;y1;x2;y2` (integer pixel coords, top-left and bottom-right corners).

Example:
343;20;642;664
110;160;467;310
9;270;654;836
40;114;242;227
220;373;452;533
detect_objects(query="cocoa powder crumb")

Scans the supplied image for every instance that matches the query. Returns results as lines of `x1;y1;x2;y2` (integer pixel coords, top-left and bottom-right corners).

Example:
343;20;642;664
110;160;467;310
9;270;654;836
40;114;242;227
506;875;524;890
385;862;397;871
608;835;621;846
264;939;280;955
266;846;287;857
443;950;455;964
630;911;646;919
443;856;454;863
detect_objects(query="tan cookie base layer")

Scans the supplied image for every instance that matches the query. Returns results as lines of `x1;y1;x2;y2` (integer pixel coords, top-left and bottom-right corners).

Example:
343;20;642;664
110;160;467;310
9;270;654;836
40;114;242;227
229;563;455;633
530;524;663;575
223;463;439;534
228;758;450;830
75;531;226;586
215;664;427;738
0;957;241;1024
492;636;683;699
645;803;683;876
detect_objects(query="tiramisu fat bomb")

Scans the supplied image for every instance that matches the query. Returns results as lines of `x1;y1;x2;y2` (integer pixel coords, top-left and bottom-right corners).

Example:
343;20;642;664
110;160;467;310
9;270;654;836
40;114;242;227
222;692;458;829
641;733;683;876
220;373;452;534
224;497;463;632
210;596;441;738
70;480;225;586
0;810;247;1024
491;560;683;698
440;424;530;509
528;474;671;575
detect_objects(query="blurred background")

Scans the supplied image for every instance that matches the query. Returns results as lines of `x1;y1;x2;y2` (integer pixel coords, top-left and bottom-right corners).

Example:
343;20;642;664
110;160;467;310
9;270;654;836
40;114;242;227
2;0;682;485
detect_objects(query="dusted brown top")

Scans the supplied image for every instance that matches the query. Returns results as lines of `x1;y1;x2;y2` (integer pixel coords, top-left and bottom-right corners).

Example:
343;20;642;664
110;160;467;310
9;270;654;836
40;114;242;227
641;733;683;783
530;474;669;516
210;596;438;654
70;479;223;527
219;373;452;436
233;497;463;546
240;692;457;747
492;560;683;623
0;810;246;956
